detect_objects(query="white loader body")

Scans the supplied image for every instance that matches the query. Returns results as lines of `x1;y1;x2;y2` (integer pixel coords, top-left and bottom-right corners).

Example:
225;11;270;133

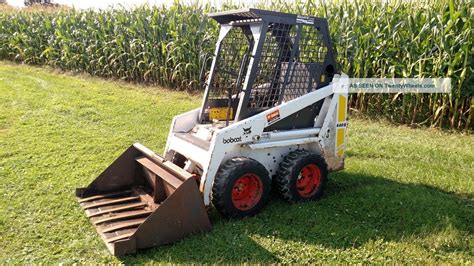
165;74;349;206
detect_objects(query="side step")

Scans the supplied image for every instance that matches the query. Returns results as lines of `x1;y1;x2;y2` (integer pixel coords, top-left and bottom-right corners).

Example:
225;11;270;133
76;143;211;256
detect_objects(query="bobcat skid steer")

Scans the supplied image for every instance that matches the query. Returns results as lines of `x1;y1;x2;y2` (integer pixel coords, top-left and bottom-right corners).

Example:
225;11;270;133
76;8;349;255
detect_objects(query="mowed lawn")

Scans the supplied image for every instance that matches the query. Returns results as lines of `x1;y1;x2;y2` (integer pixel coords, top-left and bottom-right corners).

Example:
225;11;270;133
0;61;472;264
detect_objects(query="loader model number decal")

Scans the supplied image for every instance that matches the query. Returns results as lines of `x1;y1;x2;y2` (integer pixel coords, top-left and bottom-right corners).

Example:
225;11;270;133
223;136;242;144
337;122;348;128
266;109;280;124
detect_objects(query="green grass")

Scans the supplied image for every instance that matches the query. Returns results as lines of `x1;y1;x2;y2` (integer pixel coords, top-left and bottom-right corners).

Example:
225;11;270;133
0;61;472;263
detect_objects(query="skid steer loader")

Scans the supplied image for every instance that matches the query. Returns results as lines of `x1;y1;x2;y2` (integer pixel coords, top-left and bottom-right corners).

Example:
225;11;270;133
76;8;349;255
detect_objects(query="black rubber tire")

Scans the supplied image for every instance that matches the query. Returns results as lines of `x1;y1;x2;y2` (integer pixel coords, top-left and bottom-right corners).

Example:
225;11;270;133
275;150;328;203
212;157;271;218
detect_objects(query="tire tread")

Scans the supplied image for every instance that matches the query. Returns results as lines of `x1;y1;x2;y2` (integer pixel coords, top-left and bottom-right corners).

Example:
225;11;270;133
212;157;270;218
275;150;328;203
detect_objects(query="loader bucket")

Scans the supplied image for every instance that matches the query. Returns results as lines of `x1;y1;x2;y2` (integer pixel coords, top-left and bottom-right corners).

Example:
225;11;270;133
76;143;211;256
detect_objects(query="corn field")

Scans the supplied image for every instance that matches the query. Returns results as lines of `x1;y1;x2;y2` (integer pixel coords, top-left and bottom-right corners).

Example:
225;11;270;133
0;0;472;130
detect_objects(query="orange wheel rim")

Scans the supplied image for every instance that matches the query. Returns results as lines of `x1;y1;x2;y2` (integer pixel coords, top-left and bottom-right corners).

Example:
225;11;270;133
231;173;263;211
296;164;321;198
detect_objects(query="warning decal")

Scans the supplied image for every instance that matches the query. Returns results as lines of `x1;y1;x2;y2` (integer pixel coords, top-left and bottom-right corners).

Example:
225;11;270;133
266;109;280;124
296;15;314;25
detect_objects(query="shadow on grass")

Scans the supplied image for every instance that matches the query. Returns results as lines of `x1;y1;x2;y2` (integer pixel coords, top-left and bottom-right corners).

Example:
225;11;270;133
119;171;473;263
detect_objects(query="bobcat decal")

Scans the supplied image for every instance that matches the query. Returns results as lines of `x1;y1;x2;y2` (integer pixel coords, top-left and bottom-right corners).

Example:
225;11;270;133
243;127;252;135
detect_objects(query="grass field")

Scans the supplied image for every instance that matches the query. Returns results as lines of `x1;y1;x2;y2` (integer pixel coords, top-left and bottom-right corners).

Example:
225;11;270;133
0;61;473;263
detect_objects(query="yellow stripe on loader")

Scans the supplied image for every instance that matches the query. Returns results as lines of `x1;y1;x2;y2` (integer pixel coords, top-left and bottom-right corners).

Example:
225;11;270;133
337;95;347;122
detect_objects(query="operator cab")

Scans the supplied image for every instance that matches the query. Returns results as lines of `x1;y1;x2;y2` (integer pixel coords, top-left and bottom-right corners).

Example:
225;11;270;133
199;8;337;129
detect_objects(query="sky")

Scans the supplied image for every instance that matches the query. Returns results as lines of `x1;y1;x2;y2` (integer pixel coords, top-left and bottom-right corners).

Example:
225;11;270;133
7;0;259;9
9;0;185;8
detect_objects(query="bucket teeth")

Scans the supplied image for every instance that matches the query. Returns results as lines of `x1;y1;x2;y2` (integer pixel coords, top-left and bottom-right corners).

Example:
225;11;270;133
92;209;153;225
99;218;148;233
105;231;135;243
86;202;147;218
81;196;140;209
78;190;132;203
